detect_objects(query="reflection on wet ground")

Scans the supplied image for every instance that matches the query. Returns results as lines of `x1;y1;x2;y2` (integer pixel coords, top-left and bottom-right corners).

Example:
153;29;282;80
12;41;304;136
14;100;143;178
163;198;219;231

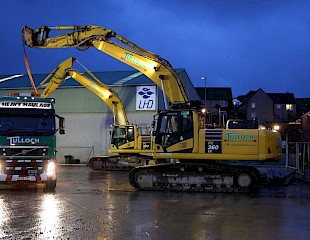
0;165;310;240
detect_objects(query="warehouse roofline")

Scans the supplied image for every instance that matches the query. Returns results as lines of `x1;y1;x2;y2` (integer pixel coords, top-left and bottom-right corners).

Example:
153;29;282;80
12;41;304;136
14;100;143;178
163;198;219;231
0;68;187;88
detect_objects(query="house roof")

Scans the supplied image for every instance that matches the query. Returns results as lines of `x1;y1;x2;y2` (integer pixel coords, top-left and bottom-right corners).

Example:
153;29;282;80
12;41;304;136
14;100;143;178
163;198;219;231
195;87;232;100
267;93;296;104
237;88;296;104
236;90;256;103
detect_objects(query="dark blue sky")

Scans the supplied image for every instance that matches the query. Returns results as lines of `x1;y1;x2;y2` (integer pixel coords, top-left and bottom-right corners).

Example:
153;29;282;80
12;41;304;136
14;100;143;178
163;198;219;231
1;0;309;97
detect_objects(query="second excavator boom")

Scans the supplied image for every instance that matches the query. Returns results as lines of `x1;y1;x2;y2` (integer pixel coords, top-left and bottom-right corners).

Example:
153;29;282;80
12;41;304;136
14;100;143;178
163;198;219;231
39;57;154;170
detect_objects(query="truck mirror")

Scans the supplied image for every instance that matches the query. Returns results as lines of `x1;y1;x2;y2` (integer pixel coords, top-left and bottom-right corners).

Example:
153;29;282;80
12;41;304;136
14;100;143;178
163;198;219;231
56;114;65;134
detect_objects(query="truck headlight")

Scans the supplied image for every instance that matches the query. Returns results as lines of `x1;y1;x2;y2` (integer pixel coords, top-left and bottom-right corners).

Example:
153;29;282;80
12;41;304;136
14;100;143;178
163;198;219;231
46;161;56;176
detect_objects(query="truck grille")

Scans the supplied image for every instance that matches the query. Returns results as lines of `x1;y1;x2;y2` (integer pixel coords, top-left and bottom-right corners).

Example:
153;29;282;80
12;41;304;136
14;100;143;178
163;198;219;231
0;146;49;158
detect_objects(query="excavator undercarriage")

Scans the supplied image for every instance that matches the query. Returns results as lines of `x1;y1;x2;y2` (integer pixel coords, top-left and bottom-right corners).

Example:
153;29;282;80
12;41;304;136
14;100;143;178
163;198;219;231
129;161;296;193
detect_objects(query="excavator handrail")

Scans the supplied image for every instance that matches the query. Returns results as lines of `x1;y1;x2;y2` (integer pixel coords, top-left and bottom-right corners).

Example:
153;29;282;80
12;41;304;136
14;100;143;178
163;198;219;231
22;25;189;106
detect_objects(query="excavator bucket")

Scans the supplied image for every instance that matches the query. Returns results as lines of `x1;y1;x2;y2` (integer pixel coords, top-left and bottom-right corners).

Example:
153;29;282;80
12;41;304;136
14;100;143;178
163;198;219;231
22;26;35;47
22;26;51;47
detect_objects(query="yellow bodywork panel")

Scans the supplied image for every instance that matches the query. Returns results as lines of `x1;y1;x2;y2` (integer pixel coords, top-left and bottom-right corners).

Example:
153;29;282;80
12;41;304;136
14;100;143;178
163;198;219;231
154;128;282;162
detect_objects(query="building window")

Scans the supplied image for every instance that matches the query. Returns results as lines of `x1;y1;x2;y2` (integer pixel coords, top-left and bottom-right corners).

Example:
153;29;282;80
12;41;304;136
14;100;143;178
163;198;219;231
251;112;256;119
275;113;282;120
276;104;281;110
286;104;293;111
251;102;255;109
220;100;228;108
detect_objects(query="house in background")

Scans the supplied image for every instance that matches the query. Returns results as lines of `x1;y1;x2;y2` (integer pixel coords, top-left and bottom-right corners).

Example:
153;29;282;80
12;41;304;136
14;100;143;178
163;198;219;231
296;98;310;119
195;87;232;126
269;92;296;123
236;88;296;124
301;111;310;141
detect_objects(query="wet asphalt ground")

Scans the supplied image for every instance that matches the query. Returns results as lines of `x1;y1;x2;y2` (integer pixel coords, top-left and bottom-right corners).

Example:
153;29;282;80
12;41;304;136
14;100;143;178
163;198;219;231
1;165;310;240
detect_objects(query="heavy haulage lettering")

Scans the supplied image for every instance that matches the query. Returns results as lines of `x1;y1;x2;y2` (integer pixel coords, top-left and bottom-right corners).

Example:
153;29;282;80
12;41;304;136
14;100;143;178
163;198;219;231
0;101;51;109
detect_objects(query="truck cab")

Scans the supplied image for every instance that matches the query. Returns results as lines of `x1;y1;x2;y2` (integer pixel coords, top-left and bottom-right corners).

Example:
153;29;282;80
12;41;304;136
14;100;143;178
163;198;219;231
0;94;64;190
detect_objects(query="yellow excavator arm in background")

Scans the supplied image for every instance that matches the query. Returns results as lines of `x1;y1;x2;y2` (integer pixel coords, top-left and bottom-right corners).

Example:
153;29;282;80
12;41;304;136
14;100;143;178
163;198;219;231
22;25;189;106
39;57;128;125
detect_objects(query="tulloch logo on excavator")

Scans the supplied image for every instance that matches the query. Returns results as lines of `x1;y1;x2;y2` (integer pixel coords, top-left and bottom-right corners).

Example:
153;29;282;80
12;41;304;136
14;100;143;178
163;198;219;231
123;52;147;71
224;132;255;142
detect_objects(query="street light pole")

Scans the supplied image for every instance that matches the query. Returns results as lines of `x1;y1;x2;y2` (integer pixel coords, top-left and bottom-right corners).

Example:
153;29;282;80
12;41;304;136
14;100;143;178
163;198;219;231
201;76;207;108
201;76;207;125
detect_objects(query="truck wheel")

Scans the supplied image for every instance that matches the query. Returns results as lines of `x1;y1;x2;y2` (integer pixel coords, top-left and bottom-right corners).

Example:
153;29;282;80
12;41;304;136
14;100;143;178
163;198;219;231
45;180;57;191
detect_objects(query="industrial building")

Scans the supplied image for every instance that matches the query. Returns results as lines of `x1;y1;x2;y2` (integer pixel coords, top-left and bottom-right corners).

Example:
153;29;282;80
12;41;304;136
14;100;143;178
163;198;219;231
0;68;200;163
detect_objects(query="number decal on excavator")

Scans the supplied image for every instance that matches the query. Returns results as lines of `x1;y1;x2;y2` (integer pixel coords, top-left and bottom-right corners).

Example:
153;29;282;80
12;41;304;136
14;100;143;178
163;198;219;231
207;141;222;153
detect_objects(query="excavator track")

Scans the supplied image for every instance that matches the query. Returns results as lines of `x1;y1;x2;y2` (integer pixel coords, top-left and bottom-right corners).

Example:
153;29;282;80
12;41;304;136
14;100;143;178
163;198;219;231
129;162;260;193
89;155;155;170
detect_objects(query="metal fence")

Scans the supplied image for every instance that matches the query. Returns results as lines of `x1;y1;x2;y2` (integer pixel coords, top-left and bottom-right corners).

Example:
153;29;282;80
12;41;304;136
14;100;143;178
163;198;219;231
285;141;310;181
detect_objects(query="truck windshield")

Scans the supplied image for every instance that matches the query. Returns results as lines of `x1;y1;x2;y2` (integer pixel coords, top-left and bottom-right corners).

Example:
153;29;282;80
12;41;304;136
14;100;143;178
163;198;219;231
0;112;55;136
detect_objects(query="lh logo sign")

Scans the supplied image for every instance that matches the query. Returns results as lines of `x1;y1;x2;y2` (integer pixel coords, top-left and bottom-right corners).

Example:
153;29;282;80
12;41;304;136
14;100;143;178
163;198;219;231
136;86;156;110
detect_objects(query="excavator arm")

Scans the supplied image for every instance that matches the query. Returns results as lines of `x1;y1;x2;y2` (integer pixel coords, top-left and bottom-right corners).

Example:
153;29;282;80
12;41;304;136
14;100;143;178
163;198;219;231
39;57;128;125
39;57;154;169
22;25;189;106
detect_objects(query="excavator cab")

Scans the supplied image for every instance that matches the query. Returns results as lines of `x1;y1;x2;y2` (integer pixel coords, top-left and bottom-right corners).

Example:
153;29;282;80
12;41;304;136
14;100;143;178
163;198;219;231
110;125;135;148
155;110;194;151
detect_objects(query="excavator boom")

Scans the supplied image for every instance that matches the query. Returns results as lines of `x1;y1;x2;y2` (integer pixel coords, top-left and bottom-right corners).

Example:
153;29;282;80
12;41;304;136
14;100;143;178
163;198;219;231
40;57;75;97
22;25;189;106
39;57;154;170
39;57;128;125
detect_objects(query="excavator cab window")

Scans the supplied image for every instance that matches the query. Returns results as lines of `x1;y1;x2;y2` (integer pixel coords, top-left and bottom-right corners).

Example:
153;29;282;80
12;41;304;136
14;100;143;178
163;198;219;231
111;126;127;147
111;125;135;147
181;111;193;140
127;126;135;142
156;111;193;148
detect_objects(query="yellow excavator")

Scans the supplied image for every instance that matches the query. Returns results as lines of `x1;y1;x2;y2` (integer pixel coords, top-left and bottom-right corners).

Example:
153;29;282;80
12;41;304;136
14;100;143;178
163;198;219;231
22;25;296;192
38;57;154;170
22;25;187;107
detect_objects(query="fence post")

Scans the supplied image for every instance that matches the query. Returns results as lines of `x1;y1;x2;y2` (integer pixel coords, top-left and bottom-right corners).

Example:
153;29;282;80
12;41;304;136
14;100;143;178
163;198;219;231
285;134;289;167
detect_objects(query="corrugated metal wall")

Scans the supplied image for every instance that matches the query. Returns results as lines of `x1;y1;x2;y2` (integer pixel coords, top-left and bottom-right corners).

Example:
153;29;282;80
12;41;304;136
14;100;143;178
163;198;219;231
56;111;154;163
